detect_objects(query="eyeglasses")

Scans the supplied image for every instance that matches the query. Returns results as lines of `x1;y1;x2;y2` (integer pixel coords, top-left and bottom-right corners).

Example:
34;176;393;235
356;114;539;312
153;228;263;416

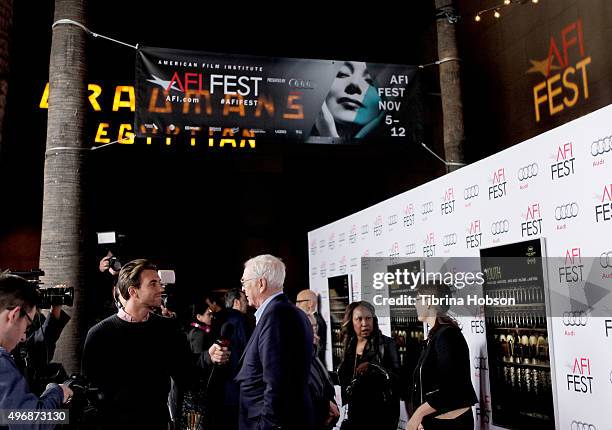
295;299;312;303
240;277;259;287
6;306;34;327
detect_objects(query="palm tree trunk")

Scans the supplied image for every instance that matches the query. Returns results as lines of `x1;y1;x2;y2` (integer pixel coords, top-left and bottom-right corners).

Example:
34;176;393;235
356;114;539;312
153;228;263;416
435;0;465;172
40;0;87;374
0;0;13;155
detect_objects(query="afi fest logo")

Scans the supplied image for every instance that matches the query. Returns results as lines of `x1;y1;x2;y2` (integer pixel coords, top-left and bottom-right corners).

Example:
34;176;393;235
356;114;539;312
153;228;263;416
310;239;317;256
465;219;482;249
403;204;415;228
551;142;576;180
423;233;436;257
441;187;455;215
390;242;400;257
567;357;593;394
529;19;592;123
521;203;543;238
489;168;507;200
594;183;612;223
559;247;584;284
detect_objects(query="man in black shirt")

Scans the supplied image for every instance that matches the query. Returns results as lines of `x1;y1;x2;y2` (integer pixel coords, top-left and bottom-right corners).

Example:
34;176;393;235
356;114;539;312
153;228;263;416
82;259;198;430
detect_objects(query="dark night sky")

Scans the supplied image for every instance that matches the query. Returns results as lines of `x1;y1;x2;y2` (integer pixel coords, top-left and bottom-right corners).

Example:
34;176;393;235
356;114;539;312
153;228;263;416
0;1;473;304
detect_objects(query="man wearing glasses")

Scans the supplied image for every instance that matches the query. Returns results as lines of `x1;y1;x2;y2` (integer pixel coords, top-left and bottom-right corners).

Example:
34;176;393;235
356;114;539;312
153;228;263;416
296;289;328;368
0;272;73;428
234;254;314;430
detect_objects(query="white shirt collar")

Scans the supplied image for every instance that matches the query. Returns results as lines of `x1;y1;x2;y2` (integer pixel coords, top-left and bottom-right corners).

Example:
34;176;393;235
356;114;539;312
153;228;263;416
254;290;284;325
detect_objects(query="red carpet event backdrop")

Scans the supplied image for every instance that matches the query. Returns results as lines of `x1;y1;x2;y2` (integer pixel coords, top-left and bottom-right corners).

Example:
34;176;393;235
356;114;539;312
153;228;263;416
308;104;612;429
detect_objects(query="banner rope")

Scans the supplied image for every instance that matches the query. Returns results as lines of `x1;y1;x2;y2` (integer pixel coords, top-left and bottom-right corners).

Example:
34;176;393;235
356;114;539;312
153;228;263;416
418;56;461;69
51;19;138;50
44;137;134;156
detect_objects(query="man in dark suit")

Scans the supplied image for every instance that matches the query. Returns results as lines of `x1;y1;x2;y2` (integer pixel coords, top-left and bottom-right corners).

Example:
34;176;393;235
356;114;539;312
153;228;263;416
234;254;314;430
296;289;328;368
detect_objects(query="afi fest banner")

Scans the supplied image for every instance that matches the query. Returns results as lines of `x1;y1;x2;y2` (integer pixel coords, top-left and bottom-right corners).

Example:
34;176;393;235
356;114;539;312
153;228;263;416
135;46;421;144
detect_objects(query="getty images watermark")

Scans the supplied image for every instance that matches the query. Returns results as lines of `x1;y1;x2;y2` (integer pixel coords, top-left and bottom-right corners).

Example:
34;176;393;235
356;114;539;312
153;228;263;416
368;265;512;307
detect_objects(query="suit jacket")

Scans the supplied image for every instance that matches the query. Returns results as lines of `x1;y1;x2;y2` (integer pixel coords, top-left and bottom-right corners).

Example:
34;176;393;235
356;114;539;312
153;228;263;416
235;294;314;430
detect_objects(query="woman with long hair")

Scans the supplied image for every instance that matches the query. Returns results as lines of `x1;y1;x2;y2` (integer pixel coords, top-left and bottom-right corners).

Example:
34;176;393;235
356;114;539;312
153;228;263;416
407;282;477;430
337;301;399;430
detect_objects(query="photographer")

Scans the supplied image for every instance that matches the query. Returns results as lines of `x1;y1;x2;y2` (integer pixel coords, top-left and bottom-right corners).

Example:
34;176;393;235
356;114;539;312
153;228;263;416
0;272;73;429
13;284;71;396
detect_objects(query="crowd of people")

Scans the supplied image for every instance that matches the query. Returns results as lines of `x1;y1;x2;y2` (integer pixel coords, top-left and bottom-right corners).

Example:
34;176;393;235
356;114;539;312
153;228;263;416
0;254;477;430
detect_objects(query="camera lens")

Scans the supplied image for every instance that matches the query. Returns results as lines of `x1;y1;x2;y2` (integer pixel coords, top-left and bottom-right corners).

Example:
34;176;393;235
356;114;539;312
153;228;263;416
39;287;74;309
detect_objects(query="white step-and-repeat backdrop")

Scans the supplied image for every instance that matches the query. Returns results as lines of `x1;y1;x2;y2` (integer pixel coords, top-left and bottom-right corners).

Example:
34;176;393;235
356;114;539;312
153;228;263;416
308;104;612;429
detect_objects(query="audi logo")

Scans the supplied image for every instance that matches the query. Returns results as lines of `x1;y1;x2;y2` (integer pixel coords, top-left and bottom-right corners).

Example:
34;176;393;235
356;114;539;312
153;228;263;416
421;201;434;214
443;233;458;247
490;220;510;235
464;185;479;200
600;252;612;268
590;136;611;156
405;244;416;255
555;203;579;220
571;421;597;430
563;311;588;326
518;163;539;181
361;224;369;234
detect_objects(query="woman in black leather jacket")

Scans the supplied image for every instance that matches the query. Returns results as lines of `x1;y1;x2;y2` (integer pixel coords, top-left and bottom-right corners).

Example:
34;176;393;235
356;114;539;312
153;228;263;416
407;283;477;430
337;301;400;430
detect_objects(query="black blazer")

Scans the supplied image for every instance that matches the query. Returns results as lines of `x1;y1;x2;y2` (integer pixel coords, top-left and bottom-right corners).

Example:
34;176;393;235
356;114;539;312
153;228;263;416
234;294;314;430
412;324;477;414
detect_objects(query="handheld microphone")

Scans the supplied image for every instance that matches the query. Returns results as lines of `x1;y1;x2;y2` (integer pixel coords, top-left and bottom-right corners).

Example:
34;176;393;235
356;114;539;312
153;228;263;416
215;323;234;349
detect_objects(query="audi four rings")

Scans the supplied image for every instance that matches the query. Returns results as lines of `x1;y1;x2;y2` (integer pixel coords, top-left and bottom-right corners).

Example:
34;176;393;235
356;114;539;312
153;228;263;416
600;252;612;268
555;203;579;220
562;311;588;326
518;163;539;181
590;136;611;156
464;185;479;200
571;421;596;430
491;220;510;235
443;233;458;246
422;201;434;214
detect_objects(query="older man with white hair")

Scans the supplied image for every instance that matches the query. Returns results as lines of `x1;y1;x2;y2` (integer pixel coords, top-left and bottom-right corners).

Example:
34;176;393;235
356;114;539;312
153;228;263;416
234;254;314;430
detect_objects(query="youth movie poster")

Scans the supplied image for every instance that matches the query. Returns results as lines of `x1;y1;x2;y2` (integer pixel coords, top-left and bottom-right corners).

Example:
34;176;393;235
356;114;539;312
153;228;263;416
135;46;421;144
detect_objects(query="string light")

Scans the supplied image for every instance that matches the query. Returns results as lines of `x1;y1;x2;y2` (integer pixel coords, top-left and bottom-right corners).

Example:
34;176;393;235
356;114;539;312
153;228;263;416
474;0;540;23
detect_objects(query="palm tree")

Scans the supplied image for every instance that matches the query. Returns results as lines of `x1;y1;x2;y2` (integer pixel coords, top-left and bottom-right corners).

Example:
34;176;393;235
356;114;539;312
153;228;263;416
39;0;87;374
0;0;13;154
435;0;465;172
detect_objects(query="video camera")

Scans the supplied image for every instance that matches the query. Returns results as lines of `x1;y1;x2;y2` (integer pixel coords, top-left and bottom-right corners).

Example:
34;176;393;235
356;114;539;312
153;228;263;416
7;269;74;308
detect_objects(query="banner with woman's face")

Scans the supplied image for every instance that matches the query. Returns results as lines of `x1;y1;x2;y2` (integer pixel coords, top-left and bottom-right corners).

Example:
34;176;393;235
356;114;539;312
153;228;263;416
135;46;421;144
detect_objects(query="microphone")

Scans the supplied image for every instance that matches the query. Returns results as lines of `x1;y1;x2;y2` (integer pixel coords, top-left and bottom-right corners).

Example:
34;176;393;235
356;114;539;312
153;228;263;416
215;323;234;349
